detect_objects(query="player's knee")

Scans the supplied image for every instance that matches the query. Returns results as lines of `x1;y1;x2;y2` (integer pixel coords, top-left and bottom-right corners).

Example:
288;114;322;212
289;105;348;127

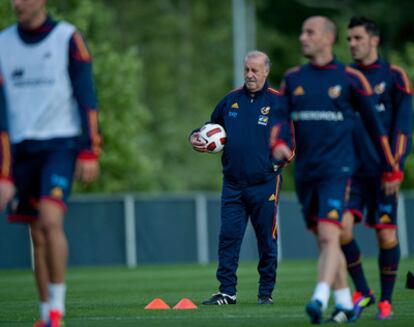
317;222;340;246
39;200;65;231
40;218;63;233
318;232;337;247
377;229;398;248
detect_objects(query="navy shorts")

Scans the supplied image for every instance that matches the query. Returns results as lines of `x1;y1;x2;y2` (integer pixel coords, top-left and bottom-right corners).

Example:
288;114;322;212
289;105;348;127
345;175;398;229
8;138;78;223
295;176;350;231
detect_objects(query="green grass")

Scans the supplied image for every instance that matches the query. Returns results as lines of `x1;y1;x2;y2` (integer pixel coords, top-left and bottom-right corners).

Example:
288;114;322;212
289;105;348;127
1;258;414;326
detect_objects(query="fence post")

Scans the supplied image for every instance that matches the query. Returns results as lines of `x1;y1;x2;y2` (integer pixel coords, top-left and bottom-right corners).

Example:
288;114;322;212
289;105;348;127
124;194;137;267
276;208;282;262
397;192;409;258
195;193;209;264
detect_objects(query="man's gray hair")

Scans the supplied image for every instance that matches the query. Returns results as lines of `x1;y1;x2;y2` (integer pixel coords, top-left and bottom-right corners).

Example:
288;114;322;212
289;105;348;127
244;50;271;71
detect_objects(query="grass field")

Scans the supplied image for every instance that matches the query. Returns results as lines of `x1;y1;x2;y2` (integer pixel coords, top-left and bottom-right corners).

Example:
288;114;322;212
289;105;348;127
1;258;413;326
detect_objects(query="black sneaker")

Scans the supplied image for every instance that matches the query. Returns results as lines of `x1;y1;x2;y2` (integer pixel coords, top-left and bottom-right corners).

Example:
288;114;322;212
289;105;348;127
202;292;236;305
325;305;356;323
258;296;273;304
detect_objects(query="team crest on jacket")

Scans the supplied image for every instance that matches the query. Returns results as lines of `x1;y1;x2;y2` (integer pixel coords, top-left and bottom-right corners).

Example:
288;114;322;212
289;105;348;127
260;106;271;115
231;102;239;109
328;85;342;98
258;115;269;126
293;85;305;96
374;82;386;94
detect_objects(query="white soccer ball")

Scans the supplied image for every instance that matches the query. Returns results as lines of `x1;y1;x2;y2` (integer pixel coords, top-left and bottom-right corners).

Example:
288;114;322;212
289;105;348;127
199;123;227;153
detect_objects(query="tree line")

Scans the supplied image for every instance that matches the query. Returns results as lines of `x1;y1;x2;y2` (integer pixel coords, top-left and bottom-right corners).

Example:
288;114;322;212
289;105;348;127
1;0;413;192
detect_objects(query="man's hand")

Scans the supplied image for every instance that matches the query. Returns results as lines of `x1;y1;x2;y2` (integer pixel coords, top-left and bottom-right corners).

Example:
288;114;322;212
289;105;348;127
382;180;401;196
272;143;293;162
75;159;100;184
190;132;207;152
0;180;15;210
381;171;403;196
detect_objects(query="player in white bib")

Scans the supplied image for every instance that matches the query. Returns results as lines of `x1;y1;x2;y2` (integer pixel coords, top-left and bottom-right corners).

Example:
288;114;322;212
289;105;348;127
0;1;101;326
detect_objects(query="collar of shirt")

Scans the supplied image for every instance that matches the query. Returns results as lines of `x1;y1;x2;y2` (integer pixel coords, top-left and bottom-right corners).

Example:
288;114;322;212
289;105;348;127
309;57;338;70
355;58;383;70
243;80;269;98
17;15;57;44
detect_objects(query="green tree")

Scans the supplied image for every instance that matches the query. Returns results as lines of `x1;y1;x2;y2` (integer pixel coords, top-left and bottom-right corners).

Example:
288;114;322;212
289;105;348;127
1;0;157;193
3;0;411;192
102;0;234;191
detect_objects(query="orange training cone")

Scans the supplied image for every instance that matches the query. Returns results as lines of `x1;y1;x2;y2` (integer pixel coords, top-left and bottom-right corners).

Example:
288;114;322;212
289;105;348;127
173;298;198;309
145;298;171;310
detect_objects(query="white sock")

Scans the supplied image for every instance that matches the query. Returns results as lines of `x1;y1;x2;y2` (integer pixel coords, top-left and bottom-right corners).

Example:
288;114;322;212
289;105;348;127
333;288;353;310
311;282;330;311
48;283;66;314
40;302;49;321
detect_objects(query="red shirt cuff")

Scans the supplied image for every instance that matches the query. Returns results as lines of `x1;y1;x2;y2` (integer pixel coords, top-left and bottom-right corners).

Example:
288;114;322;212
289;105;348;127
77;150;99;161
382;171;404;183
0;176;14;184
271;140;288;152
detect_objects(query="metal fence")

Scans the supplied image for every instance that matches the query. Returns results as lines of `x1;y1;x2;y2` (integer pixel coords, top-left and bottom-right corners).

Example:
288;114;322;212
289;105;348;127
0;191;413;269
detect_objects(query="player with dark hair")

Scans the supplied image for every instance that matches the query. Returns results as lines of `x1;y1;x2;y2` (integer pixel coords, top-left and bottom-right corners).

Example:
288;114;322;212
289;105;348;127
342;15;412;320
190;50;294;306
274;16;402;324
0;1;101;326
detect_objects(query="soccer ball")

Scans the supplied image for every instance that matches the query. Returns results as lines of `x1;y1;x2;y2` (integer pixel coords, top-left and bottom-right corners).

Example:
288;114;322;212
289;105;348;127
199;123;226;153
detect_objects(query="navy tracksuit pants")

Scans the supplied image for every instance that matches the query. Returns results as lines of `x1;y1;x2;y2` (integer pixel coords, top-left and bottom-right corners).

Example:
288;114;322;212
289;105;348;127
217;174;281;298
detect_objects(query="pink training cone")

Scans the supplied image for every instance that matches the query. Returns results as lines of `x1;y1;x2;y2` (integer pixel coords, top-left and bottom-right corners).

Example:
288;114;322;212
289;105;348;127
173;298;198;309
145;298;171;310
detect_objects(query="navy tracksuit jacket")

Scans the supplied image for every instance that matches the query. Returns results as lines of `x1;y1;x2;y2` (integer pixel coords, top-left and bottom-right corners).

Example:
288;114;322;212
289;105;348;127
345;59;412;228
281;59;398;230
208;81;294;297
351;58;412;177
281;59;396;182
0;16;101;182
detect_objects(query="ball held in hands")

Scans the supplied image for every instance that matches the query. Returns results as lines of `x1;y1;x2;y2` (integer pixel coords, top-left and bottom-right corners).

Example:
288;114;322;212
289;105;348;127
195;123;227;153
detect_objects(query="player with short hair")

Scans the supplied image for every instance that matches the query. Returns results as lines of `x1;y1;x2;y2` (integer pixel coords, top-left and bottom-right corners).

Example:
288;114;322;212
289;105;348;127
0;1;101;326
274;16;402;324
190;50;294;305
341;15;412;320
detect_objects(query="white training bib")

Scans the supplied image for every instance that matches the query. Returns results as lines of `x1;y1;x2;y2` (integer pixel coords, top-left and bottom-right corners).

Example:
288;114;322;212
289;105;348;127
0;22;81;143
